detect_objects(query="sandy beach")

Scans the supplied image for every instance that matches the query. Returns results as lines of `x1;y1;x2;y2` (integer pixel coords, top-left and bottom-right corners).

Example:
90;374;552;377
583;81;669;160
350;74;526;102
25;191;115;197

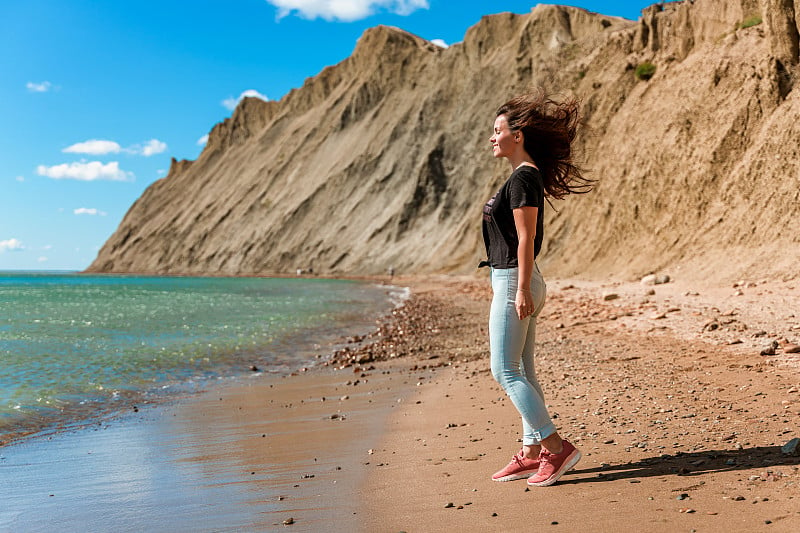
2;273;800;532
360;274;800;532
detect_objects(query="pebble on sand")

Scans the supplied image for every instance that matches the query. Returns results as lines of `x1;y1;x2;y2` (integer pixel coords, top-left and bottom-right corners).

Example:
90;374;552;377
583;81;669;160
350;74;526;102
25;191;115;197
641;274;671;285
760;341;778;356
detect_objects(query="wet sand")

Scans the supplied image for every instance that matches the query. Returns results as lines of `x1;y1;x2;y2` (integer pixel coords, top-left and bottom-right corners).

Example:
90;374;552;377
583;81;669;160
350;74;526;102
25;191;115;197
0;361;412;532
2;274;799;532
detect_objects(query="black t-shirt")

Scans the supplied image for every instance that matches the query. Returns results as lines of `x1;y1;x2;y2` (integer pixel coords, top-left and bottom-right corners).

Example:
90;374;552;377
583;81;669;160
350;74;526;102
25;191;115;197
481;165;544;268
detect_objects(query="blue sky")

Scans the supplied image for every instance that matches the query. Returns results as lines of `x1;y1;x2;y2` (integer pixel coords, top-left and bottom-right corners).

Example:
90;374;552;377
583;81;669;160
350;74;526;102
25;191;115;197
0;0;655;271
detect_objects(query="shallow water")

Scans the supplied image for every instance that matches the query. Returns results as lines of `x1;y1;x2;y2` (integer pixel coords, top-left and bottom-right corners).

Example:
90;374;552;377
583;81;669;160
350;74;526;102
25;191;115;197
0;272;401;442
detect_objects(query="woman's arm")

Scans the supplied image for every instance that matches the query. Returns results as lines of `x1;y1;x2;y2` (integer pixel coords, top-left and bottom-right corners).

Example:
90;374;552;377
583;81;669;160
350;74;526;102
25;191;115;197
513;206;538;320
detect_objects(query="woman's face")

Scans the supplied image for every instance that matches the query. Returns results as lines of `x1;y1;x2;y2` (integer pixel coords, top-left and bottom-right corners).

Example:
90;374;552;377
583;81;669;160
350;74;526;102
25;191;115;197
490;114;517;159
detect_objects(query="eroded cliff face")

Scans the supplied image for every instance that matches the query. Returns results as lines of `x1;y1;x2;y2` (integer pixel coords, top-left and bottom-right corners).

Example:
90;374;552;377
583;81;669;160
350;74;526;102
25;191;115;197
87;0;800;281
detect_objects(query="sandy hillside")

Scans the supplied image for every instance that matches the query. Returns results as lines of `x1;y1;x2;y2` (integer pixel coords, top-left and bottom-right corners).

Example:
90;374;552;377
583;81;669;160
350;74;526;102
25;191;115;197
87;0;799;283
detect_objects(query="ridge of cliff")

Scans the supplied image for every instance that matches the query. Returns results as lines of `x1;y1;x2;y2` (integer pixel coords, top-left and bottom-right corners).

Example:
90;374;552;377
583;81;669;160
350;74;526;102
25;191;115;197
88;1;800;282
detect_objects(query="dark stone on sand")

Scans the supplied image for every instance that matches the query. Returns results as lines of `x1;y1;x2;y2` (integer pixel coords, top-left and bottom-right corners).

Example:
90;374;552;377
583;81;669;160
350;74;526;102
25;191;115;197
250;365;259;372
283;517;294;525
781;437;799;456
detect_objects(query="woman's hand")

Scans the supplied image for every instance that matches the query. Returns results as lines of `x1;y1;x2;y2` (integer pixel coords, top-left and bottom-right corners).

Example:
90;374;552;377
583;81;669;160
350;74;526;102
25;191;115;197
515;289;534;320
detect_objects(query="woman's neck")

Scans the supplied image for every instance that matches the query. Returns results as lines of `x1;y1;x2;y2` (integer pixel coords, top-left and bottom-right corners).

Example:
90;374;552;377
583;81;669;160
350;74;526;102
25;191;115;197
509;157;537;171
506;144;536;170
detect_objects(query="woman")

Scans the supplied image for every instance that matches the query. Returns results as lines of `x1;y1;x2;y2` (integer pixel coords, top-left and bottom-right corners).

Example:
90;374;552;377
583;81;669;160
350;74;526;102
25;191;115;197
482;90;593;487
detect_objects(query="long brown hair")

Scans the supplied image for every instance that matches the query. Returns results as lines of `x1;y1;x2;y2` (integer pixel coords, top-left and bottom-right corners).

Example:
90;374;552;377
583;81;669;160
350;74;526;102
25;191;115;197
496;90;593;199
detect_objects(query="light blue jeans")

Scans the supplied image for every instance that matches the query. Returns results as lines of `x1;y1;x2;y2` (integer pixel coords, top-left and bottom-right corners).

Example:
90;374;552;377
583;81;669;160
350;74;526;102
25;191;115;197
489;264;555;446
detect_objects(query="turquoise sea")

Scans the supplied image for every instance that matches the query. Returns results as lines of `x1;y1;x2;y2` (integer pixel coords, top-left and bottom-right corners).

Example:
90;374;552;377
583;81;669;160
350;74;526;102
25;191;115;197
0;272;402;443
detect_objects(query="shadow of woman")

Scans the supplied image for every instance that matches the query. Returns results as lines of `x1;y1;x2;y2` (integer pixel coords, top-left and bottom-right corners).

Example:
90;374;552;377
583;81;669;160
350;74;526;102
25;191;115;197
558;444;800;485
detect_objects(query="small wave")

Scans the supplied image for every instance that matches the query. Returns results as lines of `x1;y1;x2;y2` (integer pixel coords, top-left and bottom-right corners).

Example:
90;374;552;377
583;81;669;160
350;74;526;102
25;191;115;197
380;284;411;308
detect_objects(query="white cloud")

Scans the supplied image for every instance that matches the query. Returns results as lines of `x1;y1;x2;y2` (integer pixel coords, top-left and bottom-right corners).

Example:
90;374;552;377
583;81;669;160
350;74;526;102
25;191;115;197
222;89;269;111
430;38;448;48
267;0;428;21
36;161;134;182
74;207;108;216
139;139;167;156
42;245;53;250
26;81;53;92
16;176;25;182
62;138;167;156
0;238;24;252
38;256;48;263
63;139;122;155
197;134;209;146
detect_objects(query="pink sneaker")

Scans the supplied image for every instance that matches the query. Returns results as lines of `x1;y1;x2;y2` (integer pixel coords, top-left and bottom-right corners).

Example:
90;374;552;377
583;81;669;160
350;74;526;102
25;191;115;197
491;450;541;482
526;440;581;487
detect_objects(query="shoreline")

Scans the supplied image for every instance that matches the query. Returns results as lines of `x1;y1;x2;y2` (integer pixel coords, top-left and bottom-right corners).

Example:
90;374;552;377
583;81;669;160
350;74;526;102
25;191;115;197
0;275;404;449
2;274;800;531
0;275;432;531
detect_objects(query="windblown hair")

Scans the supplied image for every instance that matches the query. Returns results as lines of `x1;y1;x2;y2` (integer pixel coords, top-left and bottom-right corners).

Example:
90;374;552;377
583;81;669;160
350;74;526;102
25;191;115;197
496;90;593;200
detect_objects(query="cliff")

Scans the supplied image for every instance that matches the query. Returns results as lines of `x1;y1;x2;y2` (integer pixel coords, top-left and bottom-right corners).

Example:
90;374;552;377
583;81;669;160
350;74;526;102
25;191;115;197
87;0;800;282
